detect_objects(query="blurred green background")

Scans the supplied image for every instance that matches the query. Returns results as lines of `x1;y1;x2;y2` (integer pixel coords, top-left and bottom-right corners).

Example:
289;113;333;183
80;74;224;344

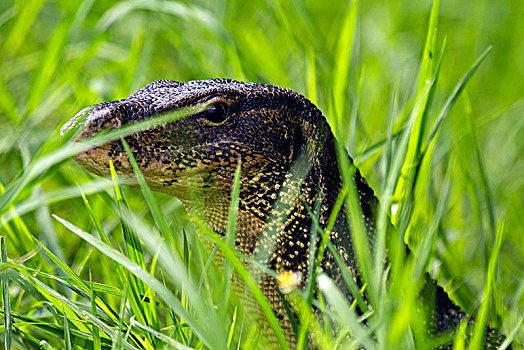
0;0;522;347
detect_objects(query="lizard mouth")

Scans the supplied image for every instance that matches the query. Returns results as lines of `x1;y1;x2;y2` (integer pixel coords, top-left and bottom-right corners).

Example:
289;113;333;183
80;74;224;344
73;138;281;173
71;133;285;199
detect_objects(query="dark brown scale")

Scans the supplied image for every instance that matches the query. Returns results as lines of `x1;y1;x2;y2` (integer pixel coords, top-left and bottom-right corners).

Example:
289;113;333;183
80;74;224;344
62;79;508;349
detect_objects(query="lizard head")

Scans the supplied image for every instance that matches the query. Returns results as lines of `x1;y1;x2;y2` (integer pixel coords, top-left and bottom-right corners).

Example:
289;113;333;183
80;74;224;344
62;79;328;201
63;80;366;296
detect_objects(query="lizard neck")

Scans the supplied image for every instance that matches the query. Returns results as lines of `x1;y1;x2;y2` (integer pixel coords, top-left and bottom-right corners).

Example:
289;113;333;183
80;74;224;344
178;126;361;283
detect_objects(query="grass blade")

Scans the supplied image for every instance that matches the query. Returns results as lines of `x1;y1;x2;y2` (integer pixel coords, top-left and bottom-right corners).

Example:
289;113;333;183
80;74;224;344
221;161;242;320
0;105;203;216
52;214;219;349
1;0;46;56
109;161;146;271
1;237;12;349
227;306;237;349
470;221;506;350
130;317;193;350
108;160;153;342
317;273;374;349
425;47;492;147
392;0;440;225
332;0;359;128
121;138;180;254
416;0;440;94
90;270;102;350
34;236;119;322
373;81;434;322
64;311;72;350
0;74;19;124
193;217;290;350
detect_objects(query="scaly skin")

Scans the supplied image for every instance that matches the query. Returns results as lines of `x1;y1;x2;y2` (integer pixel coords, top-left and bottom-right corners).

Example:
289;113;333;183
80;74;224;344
62;79;506;348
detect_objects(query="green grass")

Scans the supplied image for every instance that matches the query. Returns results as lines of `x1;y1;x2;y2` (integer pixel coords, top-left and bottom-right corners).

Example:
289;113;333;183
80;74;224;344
0;0;523;348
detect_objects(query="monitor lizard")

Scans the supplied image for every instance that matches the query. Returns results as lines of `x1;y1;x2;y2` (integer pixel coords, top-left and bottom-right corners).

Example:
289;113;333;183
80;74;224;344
61;79;506;349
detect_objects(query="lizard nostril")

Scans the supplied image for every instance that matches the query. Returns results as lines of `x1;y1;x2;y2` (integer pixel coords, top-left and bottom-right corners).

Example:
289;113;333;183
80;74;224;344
101;118;122;129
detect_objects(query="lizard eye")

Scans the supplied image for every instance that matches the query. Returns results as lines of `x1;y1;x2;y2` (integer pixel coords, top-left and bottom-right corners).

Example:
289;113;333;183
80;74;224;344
202;102;229;124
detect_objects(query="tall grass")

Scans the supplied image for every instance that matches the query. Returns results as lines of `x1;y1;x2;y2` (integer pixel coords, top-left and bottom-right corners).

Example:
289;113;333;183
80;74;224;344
0;0;523;348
